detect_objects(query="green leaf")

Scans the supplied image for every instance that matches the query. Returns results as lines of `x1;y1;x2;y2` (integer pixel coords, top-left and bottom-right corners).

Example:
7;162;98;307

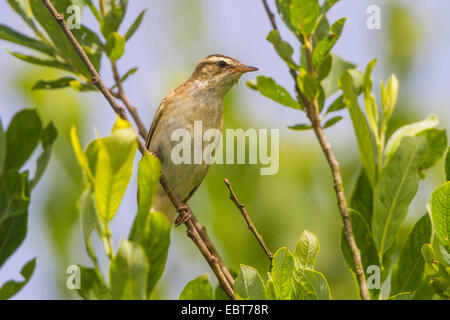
276;0;320;37
339;71;376;187
380;74;399;125
325;95;345;114
288;124;312;131
322;54;361;98
129;210;170;296
446;147;450;181
94;125;137;226
0;171;30;268
72;25;104;72
179;274;213;300
271;247;295;299
387;292;413;300
4;109;42;172
6;0;38;31
110;240;148;300
291;268;331;300
30;122;57;189
390;213;432;296
323;116;342;129
77;266;110;300
70;126;95;184
316;54;332;81
297;69;319;100
125;9;147;41
0;24;55;56
0;258;36;300
101;0;128;37
430;181;450;252
362;59;379;139
294;230;319;269
29;0;90;77
266;30;299;70
420;129;447;170
0;119;6;176
372;137;427;255
312;18;346;67
265;279;276;299
130;153;162;240
384;114;439;164
256;76;302;110
105;32;125;61
7;50;76;74
234;265;266;300
78;190;103;267
32;77;77;90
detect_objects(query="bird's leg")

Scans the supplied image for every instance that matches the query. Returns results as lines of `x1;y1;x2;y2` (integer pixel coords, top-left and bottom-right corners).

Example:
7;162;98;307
175;205;192;226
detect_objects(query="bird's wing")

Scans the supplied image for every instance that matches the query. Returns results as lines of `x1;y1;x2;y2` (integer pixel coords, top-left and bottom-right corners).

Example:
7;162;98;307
145;96;168;149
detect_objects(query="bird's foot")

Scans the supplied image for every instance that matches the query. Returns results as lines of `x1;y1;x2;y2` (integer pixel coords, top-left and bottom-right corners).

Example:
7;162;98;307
175;205;192;226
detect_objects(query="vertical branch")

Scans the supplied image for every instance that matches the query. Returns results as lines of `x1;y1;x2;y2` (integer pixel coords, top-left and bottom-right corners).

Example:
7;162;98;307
260;1;370;300
41;0;236;300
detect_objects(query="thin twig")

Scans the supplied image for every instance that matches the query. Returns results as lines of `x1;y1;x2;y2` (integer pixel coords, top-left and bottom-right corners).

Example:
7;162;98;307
261;0;277;30
260;2;370;300
111;61;148;138
41;0;236;300
224;178;273;261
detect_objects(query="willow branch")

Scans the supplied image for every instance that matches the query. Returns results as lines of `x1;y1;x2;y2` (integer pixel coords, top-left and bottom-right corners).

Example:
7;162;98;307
224;178;273;261
260;1;370;300
41;0;235;300
110;61;148;138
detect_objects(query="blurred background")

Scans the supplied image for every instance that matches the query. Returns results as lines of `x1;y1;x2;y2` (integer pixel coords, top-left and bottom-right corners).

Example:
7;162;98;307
0;0;449;299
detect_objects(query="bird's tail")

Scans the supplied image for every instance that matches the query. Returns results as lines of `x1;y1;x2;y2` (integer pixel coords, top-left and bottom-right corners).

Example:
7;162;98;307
152;185;177;224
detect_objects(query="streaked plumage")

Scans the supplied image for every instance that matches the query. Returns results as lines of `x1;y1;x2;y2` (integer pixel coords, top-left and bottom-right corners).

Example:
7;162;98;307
147;54;257;222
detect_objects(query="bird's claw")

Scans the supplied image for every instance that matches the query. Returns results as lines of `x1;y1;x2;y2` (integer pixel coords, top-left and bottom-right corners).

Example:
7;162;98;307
175;205;192;226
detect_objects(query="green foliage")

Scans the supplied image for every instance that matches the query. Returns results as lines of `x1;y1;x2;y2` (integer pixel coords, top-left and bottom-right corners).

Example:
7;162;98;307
271;247;295;299
291;268;331;300
446;147;450;181
390;214;432;296
232;230;331;300
110;240;148;300
0;258;36;300
266;30;299;70
71;119;167;300
1;0;146;92
125;9;147;41
179;274;213;300
106;32;125;61
294;230;319;269
276;0;320;38
339;71;377;186
77;266;110;300
372;137;426;255
0;109;57;298
0;24;54;56
384;115;439;164
234;265;266;300
253;76;302;110
431;182;450;252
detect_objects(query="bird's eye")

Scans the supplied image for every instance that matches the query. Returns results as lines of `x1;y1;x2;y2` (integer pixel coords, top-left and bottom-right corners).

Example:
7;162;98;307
218;61;228;68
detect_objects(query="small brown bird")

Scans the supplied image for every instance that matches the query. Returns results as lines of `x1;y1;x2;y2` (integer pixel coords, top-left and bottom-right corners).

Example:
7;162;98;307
146;54;258;223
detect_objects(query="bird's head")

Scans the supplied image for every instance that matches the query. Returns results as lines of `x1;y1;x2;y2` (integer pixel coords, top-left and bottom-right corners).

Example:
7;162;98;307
190;54;258;94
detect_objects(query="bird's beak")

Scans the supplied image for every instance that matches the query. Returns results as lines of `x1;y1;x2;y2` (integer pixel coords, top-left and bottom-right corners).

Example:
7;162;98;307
236;65;259;73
